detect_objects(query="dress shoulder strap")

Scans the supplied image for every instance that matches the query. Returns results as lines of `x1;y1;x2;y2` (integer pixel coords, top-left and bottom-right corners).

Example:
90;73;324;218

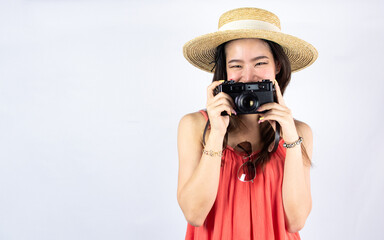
199;109;209;121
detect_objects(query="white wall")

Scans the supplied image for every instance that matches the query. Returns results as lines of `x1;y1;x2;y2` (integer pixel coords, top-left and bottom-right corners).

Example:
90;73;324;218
0;0;383;239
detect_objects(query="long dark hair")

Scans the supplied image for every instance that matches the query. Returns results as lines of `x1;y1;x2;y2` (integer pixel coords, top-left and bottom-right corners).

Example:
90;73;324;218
208;39;311;167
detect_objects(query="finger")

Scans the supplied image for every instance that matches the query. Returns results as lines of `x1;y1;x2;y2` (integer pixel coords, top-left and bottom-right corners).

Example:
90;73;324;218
208;103;234;117
208;98;237;116
257;102;288;113
207;80;225;99
259;109;288;119
273;79;286;106
212;92;235;108
258;113;290;127
216;98;235;111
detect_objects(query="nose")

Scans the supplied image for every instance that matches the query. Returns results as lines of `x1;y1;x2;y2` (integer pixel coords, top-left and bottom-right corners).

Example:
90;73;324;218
240;65;262;83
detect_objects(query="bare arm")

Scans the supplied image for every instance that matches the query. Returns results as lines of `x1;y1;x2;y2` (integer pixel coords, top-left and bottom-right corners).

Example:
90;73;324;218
257;80;312;232
281;120;312;233
177;80;235;227
177;113;225;227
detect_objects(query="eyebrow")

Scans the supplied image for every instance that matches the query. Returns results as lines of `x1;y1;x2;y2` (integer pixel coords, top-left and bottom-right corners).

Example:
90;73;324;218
227;56;269;64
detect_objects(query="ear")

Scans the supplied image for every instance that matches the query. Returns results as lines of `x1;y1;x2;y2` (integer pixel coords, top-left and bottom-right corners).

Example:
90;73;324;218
275;61;281;75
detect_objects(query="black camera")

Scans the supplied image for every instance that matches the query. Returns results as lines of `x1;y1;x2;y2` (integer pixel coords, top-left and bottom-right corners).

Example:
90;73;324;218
214;80;275;115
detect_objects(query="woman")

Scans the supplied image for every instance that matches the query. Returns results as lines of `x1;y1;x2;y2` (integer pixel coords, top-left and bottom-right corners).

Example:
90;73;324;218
177;8;317;239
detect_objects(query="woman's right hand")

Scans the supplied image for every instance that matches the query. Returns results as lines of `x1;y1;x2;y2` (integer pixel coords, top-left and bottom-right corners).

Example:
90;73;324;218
206;80;236;135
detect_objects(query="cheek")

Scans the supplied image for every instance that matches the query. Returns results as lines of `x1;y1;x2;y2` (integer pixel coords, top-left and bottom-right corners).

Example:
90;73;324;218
227;70;241;81
258;68;276;80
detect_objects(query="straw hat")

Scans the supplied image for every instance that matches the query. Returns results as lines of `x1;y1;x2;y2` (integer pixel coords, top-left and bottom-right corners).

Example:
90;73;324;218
183;8;318;73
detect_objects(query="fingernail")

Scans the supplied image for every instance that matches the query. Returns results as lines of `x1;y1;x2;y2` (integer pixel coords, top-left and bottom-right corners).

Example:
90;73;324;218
258;117;264;124
232;109;237;115
219;80;225;82
229;112;232;116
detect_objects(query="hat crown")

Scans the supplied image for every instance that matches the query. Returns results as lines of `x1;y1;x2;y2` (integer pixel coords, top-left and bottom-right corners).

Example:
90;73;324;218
218;8;281;30
183;7;318;73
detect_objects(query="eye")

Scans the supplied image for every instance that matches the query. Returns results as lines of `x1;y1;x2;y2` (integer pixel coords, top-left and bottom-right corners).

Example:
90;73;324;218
229;65;242;69
255;62;268;66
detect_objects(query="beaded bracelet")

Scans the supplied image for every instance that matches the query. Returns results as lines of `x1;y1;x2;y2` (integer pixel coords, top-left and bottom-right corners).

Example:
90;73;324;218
283;137;303;148
202;149;223;157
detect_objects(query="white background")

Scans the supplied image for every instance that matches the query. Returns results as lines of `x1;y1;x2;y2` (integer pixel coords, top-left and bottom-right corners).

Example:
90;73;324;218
1;0;383;239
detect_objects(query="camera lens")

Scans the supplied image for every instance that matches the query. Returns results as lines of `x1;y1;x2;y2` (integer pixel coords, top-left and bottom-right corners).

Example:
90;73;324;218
236;92;259;113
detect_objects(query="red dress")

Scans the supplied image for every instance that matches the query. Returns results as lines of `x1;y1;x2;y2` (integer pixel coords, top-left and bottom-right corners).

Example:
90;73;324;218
185;111;300;240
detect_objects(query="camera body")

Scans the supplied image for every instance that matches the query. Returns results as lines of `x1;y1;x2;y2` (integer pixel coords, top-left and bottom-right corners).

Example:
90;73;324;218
214;80;275;115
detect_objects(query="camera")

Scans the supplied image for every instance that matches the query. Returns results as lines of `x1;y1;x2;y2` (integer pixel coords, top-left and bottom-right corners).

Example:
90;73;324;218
214;80;275;115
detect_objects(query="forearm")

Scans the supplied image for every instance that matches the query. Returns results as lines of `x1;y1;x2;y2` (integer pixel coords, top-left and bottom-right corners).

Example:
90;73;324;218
282;138;312;232
178;131;225;226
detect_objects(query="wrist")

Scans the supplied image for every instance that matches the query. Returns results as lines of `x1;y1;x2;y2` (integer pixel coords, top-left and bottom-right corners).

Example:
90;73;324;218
281;122;299;143
209;129;227;139
283;136;303;148
202;148;223;157
204;130;226;151
283;133;299;143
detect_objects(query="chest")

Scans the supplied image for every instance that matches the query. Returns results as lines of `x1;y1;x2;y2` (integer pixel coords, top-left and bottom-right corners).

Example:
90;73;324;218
227;131;263;153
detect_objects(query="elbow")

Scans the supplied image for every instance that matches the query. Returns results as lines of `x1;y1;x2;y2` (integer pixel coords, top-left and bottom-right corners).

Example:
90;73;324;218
285;198;312;233
177;193;206;227
286;220;305;233
181;204;206;227
285;208;310;233
185;214;205;227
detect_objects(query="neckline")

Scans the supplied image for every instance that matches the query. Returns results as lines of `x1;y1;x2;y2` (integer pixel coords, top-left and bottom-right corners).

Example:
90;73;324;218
224;138;284;157
225;145;261;157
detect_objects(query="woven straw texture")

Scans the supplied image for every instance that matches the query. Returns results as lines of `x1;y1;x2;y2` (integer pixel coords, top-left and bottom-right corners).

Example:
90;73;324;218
183;8;318;73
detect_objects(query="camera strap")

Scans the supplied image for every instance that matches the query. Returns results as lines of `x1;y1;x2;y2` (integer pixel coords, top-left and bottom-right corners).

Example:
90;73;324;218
271;122;281;153
202;119;210;146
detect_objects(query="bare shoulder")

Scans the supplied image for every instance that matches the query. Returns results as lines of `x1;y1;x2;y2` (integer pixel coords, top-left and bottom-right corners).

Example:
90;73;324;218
178;111;208;145
293;119;313;160
294;119;313;139
177;111;208;196
179;111;207;130
292;120;313;215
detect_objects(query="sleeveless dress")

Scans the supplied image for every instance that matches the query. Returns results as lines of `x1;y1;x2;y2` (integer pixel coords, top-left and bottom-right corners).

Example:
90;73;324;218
185;110;300;240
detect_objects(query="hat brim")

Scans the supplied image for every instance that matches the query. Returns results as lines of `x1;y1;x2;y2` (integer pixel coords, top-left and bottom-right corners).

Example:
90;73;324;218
183;29;318;73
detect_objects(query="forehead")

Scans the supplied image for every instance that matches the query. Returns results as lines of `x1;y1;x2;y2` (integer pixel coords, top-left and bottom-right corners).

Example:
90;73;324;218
225;38;272;57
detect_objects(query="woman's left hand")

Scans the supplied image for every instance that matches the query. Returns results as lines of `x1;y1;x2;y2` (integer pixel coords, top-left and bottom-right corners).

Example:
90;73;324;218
257;79;299;146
